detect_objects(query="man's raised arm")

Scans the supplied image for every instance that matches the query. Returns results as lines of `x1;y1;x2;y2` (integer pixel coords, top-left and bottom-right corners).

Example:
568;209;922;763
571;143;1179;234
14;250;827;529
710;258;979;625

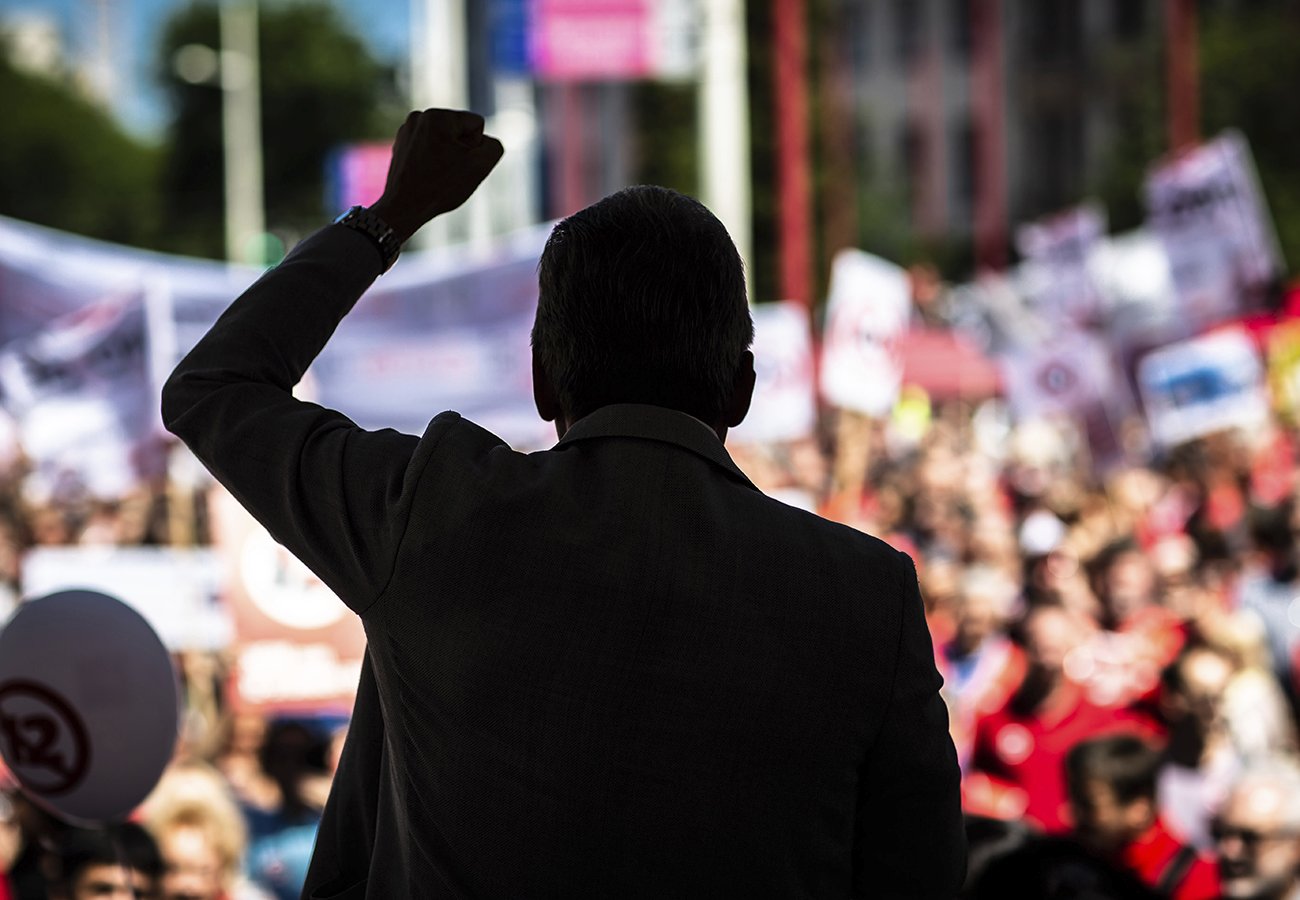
161;110;503;612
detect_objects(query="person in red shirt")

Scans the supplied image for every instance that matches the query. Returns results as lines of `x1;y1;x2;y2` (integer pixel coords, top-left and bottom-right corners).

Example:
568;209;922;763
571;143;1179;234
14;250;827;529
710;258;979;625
966;602;1162;830
1067;734;1220;900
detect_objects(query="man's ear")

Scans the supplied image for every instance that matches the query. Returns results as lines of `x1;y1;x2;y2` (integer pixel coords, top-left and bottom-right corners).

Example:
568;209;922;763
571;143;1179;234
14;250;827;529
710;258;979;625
532;351;561;423
723;350;756;428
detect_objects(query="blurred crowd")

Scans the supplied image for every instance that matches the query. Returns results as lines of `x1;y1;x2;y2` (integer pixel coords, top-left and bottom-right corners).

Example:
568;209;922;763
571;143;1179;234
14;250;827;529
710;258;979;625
5;313;1300;898
735;377;1300;897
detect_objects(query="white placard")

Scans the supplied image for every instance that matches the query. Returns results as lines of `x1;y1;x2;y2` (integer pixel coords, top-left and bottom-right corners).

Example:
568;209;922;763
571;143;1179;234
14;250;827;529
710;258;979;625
1144;131;1283;329
1137;327;1269;447
819;249;910;417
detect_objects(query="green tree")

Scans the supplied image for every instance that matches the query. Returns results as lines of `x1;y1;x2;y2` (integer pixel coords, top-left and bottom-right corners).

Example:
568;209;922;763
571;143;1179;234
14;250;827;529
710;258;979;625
155;0;403;258
1199;2;1300;276
1094;1;1300;278
0;53;160;246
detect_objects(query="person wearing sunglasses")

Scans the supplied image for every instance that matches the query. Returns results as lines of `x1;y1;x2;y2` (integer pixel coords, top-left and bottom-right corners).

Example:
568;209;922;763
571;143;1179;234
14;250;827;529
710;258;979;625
1213;757;1300;900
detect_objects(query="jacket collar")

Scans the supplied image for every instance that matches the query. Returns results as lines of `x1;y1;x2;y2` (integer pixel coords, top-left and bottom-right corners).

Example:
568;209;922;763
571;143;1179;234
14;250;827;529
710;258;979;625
555;404;759;491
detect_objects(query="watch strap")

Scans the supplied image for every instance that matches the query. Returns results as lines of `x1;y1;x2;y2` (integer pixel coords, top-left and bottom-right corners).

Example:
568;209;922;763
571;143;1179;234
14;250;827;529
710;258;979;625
334;205;401;272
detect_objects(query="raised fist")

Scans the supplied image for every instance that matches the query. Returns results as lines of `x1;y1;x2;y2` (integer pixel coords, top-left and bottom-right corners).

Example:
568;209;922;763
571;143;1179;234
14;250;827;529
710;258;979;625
369;109;505;244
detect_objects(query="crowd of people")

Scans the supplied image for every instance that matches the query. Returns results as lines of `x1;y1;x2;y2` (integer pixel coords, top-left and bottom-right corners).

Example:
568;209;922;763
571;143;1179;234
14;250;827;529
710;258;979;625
736;379;1300;896
3;312;1300;897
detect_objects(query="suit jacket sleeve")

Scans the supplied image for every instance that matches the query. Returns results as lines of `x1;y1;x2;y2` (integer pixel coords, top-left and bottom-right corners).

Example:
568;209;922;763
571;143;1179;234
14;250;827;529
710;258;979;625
160;225;420;614
853;552;967;898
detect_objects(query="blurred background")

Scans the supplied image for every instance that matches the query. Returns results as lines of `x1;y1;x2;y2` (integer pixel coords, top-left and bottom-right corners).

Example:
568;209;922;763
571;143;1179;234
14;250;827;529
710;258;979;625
4;1;1300;899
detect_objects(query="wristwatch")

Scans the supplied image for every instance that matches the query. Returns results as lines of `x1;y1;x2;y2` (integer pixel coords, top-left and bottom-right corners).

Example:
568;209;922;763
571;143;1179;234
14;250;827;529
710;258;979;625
334;205;402;272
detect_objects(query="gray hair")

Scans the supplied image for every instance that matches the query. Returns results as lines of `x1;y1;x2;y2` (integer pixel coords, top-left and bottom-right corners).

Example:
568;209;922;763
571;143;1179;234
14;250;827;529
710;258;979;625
1225;756;1300;831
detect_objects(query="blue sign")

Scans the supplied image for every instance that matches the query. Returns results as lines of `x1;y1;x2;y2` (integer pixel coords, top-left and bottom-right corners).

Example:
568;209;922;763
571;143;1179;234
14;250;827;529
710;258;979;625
491;0;532;74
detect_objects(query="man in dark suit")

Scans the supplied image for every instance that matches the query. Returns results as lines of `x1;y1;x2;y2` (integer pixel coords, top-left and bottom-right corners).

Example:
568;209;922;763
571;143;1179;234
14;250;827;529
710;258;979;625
163;109;964;899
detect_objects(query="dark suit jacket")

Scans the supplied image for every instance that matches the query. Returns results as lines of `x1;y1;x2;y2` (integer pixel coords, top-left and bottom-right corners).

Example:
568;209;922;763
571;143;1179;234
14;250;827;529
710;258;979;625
162;225;965;899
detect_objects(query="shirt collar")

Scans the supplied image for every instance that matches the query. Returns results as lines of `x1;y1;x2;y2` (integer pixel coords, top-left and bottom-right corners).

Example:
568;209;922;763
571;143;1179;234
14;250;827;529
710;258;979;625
555;404;758;491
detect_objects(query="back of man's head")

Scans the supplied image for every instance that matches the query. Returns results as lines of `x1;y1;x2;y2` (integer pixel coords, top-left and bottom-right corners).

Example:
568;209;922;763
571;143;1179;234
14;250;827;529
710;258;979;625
532;185;753;425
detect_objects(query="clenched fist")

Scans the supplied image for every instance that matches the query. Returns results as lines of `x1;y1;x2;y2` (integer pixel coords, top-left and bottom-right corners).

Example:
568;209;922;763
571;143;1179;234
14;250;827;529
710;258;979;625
368;109;505;244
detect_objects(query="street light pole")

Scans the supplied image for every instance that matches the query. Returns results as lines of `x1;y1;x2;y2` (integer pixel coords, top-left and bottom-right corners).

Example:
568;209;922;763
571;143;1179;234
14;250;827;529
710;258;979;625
220;0;265;265
699;0;752;289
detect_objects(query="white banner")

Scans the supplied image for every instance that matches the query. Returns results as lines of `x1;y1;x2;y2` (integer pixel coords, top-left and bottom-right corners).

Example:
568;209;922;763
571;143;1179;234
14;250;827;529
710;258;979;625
819;250;909;417
1144;131;1283;330
1016;204;1107;325
1137;327;1269;448
0;217;560;485
312;225;553;448
730;301;816;444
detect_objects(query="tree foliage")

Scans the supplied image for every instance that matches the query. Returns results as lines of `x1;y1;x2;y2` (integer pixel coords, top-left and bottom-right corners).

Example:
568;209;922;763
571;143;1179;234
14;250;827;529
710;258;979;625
155;0;402;258
1199;2;1300;275
0;53;160;247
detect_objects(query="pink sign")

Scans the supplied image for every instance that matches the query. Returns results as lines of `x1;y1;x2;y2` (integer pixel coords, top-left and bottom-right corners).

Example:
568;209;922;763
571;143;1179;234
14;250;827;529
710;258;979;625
531;0;653;79
335;143;392;209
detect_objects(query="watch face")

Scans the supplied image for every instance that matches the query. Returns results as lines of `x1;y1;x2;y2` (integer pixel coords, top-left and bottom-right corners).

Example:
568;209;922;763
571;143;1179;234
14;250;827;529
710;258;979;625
334;205;364;225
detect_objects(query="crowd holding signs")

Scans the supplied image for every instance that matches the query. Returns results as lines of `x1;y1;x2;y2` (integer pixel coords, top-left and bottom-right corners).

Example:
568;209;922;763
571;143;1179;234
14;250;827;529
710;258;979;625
0;130;1292;717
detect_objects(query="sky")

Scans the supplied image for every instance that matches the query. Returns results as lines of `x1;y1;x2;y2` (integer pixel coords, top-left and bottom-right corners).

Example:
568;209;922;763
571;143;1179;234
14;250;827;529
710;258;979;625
0;0;413;138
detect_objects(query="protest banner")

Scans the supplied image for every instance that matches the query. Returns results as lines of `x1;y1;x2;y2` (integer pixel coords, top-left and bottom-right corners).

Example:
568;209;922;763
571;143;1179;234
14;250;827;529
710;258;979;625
1015;204;1107;326
819;249;910;417
312;224;554;448
1137;327;1270;448
729;301;816;445
1144;131;1283;331
0;215;557;480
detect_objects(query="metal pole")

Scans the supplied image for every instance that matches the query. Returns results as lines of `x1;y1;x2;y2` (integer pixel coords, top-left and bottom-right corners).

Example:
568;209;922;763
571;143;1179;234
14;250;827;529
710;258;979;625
411;0;482;247
220;0;265;265
971;0;1006;270
1166;0;1199;151
699;0;753;291
774;0;812;307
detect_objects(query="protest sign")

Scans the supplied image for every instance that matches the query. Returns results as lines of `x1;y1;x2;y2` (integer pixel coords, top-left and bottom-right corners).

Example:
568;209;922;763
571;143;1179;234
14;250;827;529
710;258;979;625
1000;330;1116;422
819;249;910;417
1144;131;1283;331
1015;204;1107;325
1137;327;1269;447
